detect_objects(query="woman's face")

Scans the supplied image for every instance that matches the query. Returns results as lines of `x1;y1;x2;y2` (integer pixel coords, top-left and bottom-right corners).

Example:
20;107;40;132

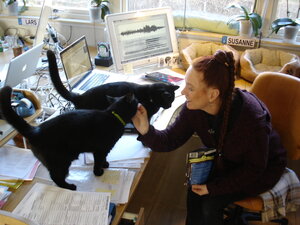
181;67;220;114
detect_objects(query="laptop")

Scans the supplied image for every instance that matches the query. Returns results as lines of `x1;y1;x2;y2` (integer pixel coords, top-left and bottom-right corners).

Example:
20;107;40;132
60;36;123;94
1;42;44;88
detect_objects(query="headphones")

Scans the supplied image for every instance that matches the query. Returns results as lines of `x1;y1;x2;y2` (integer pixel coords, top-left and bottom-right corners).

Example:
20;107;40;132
97;42;111;58
11;92;36;118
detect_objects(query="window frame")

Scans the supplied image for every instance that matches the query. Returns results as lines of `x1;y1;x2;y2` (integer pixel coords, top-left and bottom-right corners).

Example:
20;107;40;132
9;0;299;40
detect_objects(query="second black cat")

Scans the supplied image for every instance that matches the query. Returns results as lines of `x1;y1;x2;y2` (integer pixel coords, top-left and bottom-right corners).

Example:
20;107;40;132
47;50;179;121
0;86;138;190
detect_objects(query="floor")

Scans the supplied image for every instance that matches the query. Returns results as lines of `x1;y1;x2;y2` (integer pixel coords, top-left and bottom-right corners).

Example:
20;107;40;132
126;136;300;225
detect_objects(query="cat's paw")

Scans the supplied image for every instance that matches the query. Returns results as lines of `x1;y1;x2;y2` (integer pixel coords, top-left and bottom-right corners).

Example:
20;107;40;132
94;168;104;176
66;183;77;190
59;183;77;190
103;161;109;168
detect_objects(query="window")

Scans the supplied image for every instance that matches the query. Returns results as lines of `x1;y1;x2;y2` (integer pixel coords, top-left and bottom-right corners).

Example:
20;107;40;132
276;0;299;19
126;0;255;35
25;0;95;20
24;0;299;39
27;0;87;9
127;0;255;17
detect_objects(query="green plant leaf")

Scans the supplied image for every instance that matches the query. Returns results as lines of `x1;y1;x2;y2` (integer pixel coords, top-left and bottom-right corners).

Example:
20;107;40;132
240;6;250;20
100;4;110;20
248;12;262;36
271;18;296;34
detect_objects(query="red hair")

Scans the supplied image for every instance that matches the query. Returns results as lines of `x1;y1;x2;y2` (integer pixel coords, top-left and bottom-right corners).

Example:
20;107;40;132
191;50;236;161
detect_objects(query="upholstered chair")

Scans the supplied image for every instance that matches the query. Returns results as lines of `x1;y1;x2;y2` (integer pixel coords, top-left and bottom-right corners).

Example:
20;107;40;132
226;72;300;225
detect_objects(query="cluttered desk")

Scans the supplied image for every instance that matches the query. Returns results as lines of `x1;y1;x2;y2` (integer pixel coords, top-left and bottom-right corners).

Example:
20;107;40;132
0;6;187;225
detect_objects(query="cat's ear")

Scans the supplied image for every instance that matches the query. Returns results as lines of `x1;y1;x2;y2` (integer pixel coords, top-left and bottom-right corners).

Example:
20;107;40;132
171;85;180;91
106;95;120;104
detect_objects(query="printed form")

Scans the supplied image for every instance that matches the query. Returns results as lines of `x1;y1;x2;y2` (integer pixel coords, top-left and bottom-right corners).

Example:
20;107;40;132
13;183;110;225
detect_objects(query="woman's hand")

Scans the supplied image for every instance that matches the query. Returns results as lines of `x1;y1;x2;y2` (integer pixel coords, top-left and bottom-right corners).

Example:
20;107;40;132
132;104;149;135
192;184;209;196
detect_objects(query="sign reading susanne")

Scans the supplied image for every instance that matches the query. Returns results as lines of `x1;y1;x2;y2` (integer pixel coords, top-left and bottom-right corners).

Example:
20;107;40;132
222;36;256;48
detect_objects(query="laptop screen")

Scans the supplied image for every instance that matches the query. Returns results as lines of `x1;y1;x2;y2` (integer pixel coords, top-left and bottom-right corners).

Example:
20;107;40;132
60;36;93;79
5;43;44;87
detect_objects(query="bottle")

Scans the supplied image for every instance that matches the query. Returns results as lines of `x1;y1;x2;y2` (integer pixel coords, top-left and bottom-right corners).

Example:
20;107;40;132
0;41;3;52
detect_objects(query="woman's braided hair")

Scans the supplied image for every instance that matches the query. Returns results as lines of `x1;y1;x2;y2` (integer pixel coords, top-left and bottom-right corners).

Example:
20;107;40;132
192;50;236;156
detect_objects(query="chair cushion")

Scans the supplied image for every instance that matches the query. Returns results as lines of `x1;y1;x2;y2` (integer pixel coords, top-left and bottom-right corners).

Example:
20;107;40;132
234;196;264;211
181;42;240;71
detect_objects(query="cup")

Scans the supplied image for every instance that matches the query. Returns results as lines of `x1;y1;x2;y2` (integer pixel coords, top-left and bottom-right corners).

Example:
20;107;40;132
13;46;23;57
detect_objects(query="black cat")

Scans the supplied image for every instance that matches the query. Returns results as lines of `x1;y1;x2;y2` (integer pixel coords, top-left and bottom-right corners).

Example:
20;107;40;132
0;86;138;190
47;50;179;120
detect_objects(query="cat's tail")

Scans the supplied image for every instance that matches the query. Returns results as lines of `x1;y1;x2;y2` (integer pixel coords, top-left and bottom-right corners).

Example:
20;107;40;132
47;50;78;102
0;86;35;138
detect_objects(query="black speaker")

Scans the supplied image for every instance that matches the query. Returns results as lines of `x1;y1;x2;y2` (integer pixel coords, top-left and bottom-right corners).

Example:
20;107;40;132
94;55;113;67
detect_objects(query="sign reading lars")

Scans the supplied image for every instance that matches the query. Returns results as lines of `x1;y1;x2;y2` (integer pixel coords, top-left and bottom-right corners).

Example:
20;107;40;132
18;17;39;26
222;36;256;48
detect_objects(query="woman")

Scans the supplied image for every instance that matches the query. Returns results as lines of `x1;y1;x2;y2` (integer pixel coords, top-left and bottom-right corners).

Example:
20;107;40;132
132;50;287;225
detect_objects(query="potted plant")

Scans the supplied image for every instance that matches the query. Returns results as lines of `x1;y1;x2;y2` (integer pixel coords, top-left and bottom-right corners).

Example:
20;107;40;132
89;0;110;22
271;18;300;43
2;0;27;15
227;3;262;37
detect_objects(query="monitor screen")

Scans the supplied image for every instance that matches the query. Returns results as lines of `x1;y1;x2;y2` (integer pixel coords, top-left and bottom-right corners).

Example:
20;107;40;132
105;7;179;72
60;36;92;79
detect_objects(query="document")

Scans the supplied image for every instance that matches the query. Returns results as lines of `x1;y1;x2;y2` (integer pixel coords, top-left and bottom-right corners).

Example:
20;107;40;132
66;166;135;204
0;145;38;179
13;183;111;225
84;134;150;168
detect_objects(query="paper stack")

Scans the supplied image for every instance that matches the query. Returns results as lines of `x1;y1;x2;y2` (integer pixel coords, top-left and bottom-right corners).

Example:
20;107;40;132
0;145;40;189
13;183;111;225
0;186;11;209
66;166;135;204
84;134;150;169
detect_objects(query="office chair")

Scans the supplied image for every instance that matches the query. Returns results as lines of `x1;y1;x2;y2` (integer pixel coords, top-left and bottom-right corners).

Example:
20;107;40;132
0;210;40;225
225;72;300;225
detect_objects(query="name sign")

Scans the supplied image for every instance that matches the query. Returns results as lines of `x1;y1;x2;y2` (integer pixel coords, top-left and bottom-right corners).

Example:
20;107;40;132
18;17;39;26
222;36;256;48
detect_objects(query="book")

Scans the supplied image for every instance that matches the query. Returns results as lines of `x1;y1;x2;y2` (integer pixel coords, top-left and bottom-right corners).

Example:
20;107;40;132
144;71;184;84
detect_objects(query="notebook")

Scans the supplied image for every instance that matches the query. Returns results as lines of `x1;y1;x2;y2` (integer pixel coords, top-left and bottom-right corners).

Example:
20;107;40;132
1;42;44;88
60;36;123;94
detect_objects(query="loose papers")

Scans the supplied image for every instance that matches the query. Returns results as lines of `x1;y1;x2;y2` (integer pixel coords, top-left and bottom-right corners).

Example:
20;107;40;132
66;166;135;204
0;145;40;189
13;183;111;225
85;134;150;168
0;145;39;179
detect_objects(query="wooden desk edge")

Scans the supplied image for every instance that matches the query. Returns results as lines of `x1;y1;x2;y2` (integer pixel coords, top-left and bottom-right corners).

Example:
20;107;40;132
111;157;150;225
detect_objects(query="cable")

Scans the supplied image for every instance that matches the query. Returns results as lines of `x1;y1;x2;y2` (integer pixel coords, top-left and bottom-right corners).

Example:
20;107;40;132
66;25;72;44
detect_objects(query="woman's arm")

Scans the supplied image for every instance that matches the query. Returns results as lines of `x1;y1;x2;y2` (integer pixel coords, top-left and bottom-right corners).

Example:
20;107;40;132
133;103;196;152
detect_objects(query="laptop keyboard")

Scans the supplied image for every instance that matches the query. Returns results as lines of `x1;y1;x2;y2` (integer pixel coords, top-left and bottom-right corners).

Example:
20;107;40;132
79;73;110;91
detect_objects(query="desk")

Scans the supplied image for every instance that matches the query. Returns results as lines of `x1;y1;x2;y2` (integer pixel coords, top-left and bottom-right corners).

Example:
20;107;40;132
0;46;183;225
2;158;149;225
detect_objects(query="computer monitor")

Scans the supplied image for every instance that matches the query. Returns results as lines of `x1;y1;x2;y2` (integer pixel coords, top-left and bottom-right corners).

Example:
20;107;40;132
34;0;52;46
105;7;179;72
